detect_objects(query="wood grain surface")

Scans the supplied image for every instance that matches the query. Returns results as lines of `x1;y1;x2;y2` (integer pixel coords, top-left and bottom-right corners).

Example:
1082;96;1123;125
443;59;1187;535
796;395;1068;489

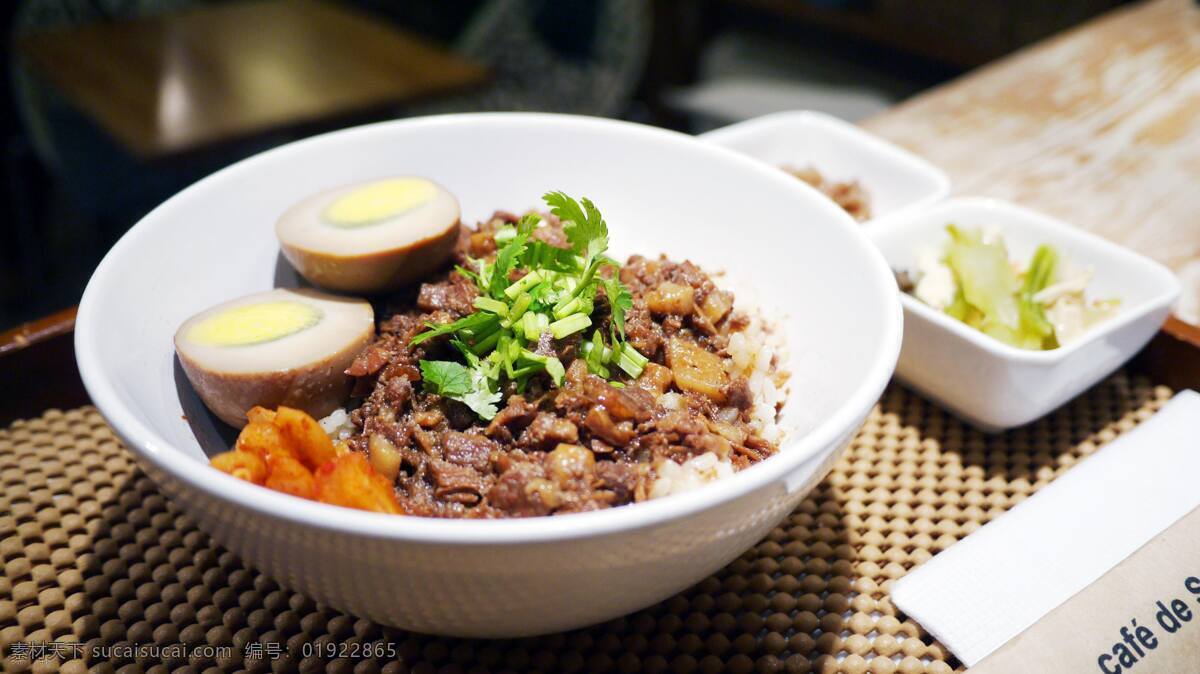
16;0;488;158
862;0;1200;308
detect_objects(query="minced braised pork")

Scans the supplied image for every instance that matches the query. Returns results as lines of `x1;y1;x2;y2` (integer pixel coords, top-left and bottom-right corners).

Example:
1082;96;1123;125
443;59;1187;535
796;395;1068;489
783;165;871;222
342;213;780;518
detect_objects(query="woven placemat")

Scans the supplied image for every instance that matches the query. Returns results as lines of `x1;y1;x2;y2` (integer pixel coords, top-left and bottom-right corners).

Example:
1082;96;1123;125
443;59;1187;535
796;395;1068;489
0;373;1172;673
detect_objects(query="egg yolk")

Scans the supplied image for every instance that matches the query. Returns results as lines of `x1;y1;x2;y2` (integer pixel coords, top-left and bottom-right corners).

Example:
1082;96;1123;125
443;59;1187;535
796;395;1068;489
322;178;437;228
188;301;323;347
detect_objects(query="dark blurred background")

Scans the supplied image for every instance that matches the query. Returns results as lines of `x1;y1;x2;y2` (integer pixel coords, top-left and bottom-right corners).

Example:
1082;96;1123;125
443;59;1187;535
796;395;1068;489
0;0;1129;330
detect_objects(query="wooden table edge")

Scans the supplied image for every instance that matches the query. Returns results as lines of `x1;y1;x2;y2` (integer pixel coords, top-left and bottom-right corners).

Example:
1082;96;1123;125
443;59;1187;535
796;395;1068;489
0;307;88;425
0;306;76;357
1162;314;1200;348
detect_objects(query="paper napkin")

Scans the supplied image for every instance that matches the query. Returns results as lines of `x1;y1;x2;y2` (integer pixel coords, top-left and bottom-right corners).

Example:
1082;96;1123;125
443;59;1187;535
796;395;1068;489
890;389;1200;667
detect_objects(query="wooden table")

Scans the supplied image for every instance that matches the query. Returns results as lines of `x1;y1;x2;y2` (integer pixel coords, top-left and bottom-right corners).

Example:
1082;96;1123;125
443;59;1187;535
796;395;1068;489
16;0;489;159
861;0;1200;294
859;0;1200;389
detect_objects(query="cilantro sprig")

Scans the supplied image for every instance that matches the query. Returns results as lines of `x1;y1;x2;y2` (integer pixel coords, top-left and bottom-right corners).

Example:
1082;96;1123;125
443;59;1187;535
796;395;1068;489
412;192;646;420
419;359;501;419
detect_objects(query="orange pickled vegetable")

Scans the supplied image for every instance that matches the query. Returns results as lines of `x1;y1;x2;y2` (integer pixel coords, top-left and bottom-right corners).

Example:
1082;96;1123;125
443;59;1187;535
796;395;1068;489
211;406;402;515
314;453;403;514
234;421;290;461
245;406;277;425
275;405;337;469
210;450;267;485
264;453;317;499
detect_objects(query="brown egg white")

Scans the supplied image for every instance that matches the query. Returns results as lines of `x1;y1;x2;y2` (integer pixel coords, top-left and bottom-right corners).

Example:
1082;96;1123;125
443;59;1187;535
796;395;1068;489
276;176;460;293
175;288;374;427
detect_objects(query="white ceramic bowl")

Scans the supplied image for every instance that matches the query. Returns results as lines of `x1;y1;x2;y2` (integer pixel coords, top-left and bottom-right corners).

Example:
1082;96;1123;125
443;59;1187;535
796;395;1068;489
870;197;1179;431
699;110;950;224
76;113;902;637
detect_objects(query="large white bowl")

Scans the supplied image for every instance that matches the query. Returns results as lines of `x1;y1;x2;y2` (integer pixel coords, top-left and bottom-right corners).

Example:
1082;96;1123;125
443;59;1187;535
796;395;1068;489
76;114;902;638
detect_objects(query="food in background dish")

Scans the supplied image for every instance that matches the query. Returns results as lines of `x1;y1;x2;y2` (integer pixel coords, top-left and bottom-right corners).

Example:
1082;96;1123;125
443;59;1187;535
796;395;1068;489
210;405;401;513
201;189;789;517
782;165;871;221
903;225;1118;350
276;176;461;293
175;288;374;427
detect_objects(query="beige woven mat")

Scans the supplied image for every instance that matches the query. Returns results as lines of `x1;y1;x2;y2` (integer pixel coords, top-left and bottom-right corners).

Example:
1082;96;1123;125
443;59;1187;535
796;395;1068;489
0;373;1172;673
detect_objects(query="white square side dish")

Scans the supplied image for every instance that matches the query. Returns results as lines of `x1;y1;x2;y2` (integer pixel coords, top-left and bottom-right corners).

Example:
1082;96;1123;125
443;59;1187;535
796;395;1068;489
699;110;950;224
869;197;1180;431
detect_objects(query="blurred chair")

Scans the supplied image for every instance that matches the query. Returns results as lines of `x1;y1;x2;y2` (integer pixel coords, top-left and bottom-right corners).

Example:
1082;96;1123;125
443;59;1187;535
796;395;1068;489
8;0;288;320
6;0;187;309
12;0;288;237
11;0;202;222
408;0;652;117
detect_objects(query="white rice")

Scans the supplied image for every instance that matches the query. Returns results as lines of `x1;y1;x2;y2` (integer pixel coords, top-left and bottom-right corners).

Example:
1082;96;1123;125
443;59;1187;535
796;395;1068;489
649;452;735;499
650;300;789;499
725;309;788;445
658;391;685;411
318;408;355;441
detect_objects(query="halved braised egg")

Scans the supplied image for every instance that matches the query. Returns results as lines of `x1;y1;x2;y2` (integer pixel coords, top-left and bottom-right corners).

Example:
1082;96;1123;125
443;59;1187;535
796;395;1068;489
175;288;374;427
276;176;460;293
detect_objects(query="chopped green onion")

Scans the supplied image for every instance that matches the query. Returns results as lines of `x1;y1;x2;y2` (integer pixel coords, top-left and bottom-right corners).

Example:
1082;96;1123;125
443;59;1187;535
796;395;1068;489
507;335;521;362
512;292;533;318
510;365;538;378
520;312;541;341
559;259;600;305
466;319;500;345
614;343;648;378
410;192;632;420
454;264;481;285
544;357;565;386
497;334;516;378
504;270;543;299
519;350;565;386
468;328;502;355
493;226;517;243
549;313;591;339
581;330;614;377
625;343;649;366
553;296;584;320
502;292;533;328
473;296;508;316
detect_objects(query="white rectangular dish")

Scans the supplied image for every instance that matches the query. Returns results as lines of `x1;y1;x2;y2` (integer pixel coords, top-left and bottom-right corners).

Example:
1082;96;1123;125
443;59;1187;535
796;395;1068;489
870;197;1180;430
699;110;950;224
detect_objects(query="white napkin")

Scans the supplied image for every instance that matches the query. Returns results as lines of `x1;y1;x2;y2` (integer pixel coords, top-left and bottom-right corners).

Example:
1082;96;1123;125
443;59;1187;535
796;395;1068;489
891;389;1200;667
